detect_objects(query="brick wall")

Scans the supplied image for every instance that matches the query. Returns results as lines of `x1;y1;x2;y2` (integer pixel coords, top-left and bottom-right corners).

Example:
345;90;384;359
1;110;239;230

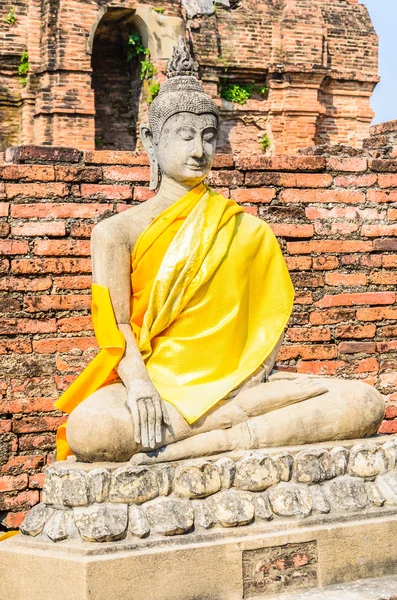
1;143;397;530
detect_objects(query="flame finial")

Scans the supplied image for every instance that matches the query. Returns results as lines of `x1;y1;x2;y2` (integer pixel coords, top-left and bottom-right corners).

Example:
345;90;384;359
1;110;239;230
166;36;198;78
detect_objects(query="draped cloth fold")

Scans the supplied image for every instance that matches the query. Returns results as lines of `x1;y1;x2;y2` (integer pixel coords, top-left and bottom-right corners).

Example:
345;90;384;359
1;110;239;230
55;183;294;460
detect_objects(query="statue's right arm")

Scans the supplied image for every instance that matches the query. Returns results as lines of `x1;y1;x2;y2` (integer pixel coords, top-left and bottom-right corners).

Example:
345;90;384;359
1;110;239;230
91;217;169;450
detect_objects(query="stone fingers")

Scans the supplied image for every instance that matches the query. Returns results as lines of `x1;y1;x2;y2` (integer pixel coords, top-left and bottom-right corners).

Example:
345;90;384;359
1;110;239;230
129;399;141;445
138;399;149;449
146;400;156;449
154;399;163;444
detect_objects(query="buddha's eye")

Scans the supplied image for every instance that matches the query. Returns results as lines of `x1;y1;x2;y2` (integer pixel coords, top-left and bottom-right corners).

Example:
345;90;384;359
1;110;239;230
177;127;195;141
203;131;216;142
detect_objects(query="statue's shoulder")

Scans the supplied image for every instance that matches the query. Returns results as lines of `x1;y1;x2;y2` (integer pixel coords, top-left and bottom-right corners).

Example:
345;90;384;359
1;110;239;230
91;203;150;247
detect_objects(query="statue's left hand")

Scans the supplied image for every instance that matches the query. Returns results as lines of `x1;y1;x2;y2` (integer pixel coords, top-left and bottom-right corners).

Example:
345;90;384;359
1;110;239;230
126;379;171;450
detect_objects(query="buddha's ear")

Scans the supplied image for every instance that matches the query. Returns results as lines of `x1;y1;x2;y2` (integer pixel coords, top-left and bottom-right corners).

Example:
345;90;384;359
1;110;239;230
140;125;160;191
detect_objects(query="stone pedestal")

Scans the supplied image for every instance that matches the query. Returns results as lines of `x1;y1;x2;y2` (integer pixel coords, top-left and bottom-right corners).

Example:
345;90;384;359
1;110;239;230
2;436;397;599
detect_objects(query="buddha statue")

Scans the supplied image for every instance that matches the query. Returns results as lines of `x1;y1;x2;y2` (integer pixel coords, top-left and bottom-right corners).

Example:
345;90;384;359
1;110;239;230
56;38;384;465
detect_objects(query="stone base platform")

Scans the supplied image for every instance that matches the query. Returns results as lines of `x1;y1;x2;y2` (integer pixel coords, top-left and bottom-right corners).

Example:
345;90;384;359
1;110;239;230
3;436;397;599
2;510;397;599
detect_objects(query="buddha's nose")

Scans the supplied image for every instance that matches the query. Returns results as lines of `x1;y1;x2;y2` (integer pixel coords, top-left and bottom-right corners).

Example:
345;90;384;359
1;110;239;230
191;136;204;159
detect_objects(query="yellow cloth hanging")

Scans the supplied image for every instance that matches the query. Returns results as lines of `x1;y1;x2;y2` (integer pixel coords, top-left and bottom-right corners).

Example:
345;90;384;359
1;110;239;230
55;184;294;458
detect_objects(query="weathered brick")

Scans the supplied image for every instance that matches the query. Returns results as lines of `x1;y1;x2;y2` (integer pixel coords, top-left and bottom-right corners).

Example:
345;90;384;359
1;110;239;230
5;183;69;199
55;166;102;182
0;240;29;254
312;256;339;271
383;255;397;268
310;308;355;325
32;337;97;353
334;174;377;188
357;307;397;322
370;271;397;285
12;258;92;274
230;188;276;203
0;319;57;334
297;360;346;376
80;184;131;200
335;324;376;339
362;224;397;237
0;203;9;217
316;292;395;308
24;295;91;312
338;342;376;354
11;222;66;237
0;338;32;354
57;316;93;333
245;173;332;188
103;166;151;182
287;327;331;342
327;157;367;172
12;416;66;434
237;156;325;171
0;165;54;181
325;273;367;286
0;277;52;291
84;150;149;165
367;190;397;203
285;257;312;271
54;276;92;290
33;240;91;256
206;170;244;187
270;224;314;238
280;189;365;204
0;475;28;492
133;186;155;201
277;345;337;361
287;240;372;254
0;489;39;511
11;203;111;218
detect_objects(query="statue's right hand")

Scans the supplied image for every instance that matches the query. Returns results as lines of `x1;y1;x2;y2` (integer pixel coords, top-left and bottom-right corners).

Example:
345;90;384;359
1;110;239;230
126;379;170;450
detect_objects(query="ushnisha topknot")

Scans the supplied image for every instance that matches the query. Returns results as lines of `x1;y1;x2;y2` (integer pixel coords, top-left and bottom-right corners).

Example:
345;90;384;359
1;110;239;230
149;36;219;144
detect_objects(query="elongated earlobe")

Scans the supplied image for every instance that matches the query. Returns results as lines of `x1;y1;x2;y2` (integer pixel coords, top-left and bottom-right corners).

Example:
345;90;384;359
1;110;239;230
140;124;161;191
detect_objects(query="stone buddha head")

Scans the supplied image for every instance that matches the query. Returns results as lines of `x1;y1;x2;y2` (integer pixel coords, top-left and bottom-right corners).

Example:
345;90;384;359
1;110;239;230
141;37;219;190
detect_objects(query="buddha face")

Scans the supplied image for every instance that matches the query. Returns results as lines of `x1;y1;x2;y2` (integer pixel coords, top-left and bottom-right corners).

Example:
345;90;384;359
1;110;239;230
143;112;218;188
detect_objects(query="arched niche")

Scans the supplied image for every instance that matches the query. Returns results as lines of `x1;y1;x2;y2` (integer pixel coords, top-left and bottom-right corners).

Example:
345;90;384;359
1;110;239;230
88;5;184;150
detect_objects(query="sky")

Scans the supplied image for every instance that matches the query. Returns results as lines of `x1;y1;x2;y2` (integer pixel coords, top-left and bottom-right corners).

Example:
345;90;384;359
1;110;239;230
360;0;397;125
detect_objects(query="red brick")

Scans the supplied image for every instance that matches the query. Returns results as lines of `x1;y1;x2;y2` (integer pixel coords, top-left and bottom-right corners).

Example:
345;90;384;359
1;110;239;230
361;255;382;268
377;340;397;353
312;256;339;271
0;420;12;433
297;360;346;376
12;258;92;274
0;397;56;414
0;489;39;511
213;155;235;168
370;271;397;285
357;307;397;322
325;273;367;286
0;474;28;492
24;294;90;312
369;159;397;172
28;473;46;489
338;342;376;354
0;202;9;217
242;206;258;216
12;415;67;434
287;240;372;254
34;240;91;256
367;190;397;203
1;511;27;529
80;184;131;200
383;255;397;268
0;222;9;237
230;188;276;203
0;338;32;354
287;327;331;342
5;183;68;199
0;240;29;255
133;186;155;201
354;358;379;373
11;222;66;237
18;433;56;452
291;273;324;288
306;206;382;221
0;165;55;181
387;208;397;221
54;166;102;182
84;150;149;165
362;224;397;237
0;277;52;291
285;257;312;271
316;292;395;308
245;173;332;188
378;421;397;435
280;189;365;205
0;319;57;334
0;455;46;476
0;259;9;274
32;337;97;353
310;308;356;325
378;174;397;188
103;166;151;182
294;291;313;305
54;276;92;290
57;315;92;333
334;174;377;188
206;171;244;187
270;224;314;238
327;157;367;172
237;155;325;171
374;239;397;252
11;203;111;218
70;223;94;238
335;324;376;339
378;326;397;338
277;345;337;361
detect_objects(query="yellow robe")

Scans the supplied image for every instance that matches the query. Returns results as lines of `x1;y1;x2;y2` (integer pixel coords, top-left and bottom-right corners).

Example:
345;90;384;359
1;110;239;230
55;184;294;460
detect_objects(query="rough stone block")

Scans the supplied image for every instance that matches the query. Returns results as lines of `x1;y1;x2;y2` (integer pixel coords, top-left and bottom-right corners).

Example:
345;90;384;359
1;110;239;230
327;447;349;478
73;502;128;542
20;503;53;537
365;482;385;507
128;504;150;538
61;470;89;507
375;472;397;505
323;476;368;512
174;460;221;498
310;485;331;514
274;452;293;482
192;499;215;529
348;444;387;478
44;510;69;543
210;490;255;527
87;468;110;504
268;483;312;517
293;448;330;484
145;497;194;536
383;440;397;470
109;466;159;504
215;457;236;489
156;465;174;496
252;492;273;521
235;453;280;491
